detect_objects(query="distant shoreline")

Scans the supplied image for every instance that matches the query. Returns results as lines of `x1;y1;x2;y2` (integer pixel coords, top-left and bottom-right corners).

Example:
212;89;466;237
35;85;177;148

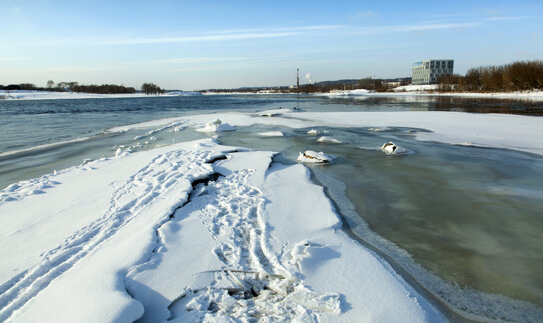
2;88;543;101
0;90;201;101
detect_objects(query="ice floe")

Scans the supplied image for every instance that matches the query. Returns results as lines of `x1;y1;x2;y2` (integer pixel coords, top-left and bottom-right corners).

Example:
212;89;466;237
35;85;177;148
0;139;444;322
297;150;334;163
317;136;342;143
258;131;285;137
4;106;543;322
196;119;236;133
381;142;409;155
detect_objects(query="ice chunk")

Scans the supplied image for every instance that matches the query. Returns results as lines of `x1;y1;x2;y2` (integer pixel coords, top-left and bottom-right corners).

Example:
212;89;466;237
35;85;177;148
317;136;342;144
196;119;236;133
297;150;333;163
307;129;319;135
258;131;284;137
369;127;392;132
381;142;408;155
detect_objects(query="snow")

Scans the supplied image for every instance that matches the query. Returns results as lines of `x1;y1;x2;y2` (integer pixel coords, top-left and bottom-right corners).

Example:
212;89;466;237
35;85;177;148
327;89;373;96
0;138;445;322
195;119;236;133
393;84;438;92
381;142;410;155
257;131;285;137
297;150;334;163
0;140;227;322
291;111;543;156
4;88;543;101
2;107;542;322
0;90;199;100
322;86;543;101
317;136;342;143
113;109;543;157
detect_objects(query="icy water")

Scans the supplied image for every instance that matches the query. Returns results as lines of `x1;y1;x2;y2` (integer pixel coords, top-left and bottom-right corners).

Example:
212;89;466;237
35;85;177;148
1;94;543;321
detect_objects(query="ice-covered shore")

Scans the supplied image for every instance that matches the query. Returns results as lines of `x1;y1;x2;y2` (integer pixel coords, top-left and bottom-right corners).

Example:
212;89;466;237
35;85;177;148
2;108;543;322
0;90;200;100
0;138;444;322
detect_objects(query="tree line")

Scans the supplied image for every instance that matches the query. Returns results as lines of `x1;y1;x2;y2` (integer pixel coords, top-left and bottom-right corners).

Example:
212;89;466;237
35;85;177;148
1;81;164;95
141;83;164;95
438;60;543;92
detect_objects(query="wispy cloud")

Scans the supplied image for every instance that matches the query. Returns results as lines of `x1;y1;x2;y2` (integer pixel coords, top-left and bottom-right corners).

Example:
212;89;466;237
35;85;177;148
99;32;296;45
137;57;248;64
484;16;530;21
207;25;343;35
128;54;309;67
97;25;343;45
354;22;479;34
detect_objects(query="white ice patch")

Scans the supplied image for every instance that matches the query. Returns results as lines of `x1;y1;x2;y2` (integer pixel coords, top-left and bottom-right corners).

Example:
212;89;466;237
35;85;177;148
297;150;334;163
196;119;236;133
115;147;131;157
317;136;342;144
307;129;319;135
369;127;392;132
132;120;187;140
381;142;410;155
258;131;284;137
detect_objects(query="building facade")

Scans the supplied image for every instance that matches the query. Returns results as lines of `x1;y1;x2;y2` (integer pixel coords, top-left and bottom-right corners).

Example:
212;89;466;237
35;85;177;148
412;59;454;85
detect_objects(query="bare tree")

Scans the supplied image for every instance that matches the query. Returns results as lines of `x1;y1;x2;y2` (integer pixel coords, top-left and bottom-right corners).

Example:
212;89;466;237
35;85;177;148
141;83;164;95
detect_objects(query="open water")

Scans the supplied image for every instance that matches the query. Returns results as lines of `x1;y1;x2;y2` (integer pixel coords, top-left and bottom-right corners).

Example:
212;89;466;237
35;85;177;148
1;94;542;321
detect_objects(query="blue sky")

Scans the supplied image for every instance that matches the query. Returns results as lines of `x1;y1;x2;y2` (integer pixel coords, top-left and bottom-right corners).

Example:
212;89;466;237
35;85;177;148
1;0;542;90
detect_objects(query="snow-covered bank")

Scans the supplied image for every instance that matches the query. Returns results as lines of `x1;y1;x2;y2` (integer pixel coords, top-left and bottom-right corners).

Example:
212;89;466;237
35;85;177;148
324;86;543;101
0;90;200;100
0;139;444;322
3;88;543;101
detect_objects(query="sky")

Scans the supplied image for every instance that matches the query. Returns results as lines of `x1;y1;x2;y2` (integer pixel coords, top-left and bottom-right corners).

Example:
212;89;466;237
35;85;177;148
1;0;542;90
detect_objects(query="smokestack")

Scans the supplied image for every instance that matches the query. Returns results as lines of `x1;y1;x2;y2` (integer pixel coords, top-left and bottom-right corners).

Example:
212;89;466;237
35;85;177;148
297;68;299;88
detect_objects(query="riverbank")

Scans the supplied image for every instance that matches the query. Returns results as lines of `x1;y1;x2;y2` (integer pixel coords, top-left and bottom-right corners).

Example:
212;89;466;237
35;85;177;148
323;85;543;101
3;87;543;102
0;90;201;100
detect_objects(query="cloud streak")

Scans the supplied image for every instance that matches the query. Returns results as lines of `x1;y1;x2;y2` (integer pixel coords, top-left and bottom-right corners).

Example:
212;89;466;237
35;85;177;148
97;25;343;45
484;16;531;21
354;22;480;35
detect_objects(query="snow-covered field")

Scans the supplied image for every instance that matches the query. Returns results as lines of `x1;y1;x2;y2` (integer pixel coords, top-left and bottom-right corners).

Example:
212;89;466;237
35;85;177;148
1;109;542;322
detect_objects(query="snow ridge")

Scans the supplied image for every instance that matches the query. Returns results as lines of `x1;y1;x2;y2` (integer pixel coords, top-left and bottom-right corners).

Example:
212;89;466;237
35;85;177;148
0;149;214;321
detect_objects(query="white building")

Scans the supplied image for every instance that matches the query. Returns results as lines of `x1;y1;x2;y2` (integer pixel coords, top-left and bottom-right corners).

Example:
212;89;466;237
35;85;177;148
412;59;454;85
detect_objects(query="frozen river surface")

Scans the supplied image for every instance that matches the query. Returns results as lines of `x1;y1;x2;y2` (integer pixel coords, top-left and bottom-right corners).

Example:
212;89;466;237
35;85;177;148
1;94;542;322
